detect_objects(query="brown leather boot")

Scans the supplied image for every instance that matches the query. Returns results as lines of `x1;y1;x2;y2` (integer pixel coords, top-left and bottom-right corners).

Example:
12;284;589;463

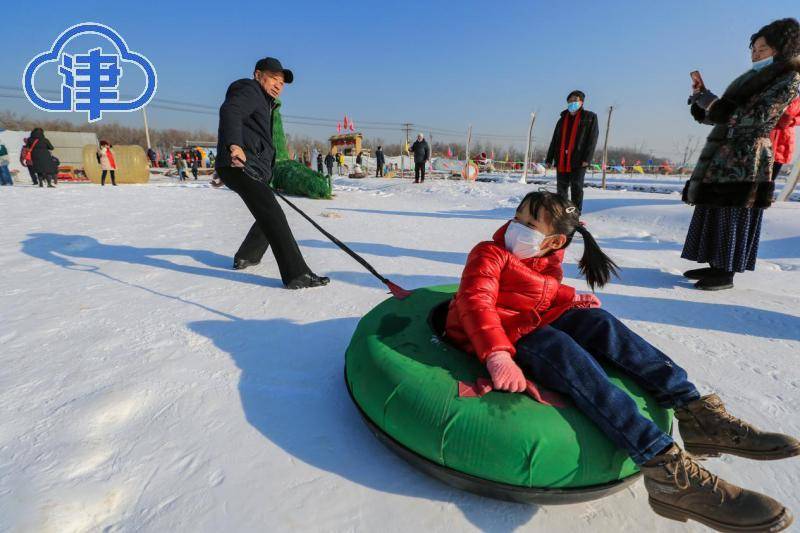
677;394;800;460
641;444;792;532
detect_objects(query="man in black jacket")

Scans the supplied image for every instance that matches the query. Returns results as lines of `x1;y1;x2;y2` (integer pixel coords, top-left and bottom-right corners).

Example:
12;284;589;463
545;90;599;213
324;152;335;176
375;145;385;177
409;134;430;183
216;57;328;289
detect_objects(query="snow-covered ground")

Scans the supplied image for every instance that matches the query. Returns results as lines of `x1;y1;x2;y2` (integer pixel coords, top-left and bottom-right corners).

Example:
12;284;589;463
2;176;799;532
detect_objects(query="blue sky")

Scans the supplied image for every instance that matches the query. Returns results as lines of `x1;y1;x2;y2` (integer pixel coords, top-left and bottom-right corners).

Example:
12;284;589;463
1;0;797;160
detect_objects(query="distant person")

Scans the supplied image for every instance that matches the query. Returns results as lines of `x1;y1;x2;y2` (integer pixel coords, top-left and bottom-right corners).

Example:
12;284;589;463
336;152;344;175
25;128;57;188
545;90;599;213
175;156;187;181
356;151;363;166
208;152;216;167
191;156;199;180
316;152;323;173
215;56;328;289
409;133;430;183
769;96;800;178
0;143;12;186
97;140;117;186
682;18;800;291
375;145;385;177
324;152;335;176
147;147;157;168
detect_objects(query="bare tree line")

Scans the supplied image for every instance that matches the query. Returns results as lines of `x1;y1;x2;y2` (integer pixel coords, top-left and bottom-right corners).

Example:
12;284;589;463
0;111;215;152
2;110;675;165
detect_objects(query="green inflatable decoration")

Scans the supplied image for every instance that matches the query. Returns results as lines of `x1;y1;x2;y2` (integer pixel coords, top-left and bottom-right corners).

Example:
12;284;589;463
273;99;290;161
345;285;673;503
270;100;332;199
271;160;332;199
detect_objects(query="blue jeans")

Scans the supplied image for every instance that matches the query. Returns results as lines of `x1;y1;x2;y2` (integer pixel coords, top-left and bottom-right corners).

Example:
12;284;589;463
515;308;700;464
0;165;12;185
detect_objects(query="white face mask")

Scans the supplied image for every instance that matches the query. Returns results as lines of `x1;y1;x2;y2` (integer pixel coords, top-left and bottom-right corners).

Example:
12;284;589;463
504;221;551;259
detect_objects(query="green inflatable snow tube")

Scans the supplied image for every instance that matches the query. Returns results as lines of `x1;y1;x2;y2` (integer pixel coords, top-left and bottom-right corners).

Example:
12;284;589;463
345;285;673;503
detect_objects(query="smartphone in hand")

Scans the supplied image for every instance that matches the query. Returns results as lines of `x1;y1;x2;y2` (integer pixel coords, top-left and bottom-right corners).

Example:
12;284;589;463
690;70;705;93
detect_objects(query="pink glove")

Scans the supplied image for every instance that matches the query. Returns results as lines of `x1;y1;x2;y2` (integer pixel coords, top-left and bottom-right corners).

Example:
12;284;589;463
486;351;527;393
572;293;601;309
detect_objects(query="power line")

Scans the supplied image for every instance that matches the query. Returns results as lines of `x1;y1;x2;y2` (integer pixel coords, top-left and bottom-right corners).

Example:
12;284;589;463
0;84;528;141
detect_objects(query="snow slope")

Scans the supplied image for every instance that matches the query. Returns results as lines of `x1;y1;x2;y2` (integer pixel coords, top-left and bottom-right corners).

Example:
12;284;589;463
1;177;799;532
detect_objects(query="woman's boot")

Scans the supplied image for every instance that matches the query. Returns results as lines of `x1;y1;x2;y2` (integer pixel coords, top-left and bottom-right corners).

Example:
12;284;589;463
695;272;734;290
684;265;725;280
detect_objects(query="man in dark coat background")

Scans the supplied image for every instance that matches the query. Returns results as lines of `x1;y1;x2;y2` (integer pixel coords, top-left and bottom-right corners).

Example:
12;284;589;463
409;133;430;183
215;57;329;290
375;145;385;177
324;152;335;176
545;90;599;213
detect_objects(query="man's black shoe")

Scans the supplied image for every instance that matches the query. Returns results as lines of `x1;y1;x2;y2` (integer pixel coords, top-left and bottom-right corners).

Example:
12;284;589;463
286;273;330;289
233;258;260;270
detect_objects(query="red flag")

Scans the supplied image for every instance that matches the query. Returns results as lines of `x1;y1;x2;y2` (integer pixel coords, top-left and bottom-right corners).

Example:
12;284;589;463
343;115;349;129
349;120;355;131
337;122;342;133
446;146;452;158
621;157;627;166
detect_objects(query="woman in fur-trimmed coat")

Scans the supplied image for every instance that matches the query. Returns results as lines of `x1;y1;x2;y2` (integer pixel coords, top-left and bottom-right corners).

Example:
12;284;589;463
681;18;800;290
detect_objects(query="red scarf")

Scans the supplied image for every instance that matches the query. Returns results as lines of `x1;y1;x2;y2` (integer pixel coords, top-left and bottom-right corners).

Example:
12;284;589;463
557;110;582;173
105;147;117;169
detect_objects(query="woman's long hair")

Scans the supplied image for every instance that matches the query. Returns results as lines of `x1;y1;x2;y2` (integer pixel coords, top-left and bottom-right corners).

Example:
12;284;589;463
518;191;619;290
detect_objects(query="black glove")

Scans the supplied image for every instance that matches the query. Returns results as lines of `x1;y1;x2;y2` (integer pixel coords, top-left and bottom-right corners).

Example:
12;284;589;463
688;89;718;110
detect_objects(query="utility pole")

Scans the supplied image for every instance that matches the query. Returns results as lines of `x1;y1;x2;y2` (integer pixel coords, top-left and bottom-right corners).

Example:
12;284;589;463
601;105;614;190
465;125;472;163
402;123;412;179
142;106;152;150
465;125;473;180
521;112;536;184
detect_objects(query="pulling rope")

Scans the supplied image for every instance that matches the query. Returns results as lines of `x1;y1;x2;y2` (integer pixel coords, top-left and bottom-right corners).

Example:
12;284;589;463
273;190;412;299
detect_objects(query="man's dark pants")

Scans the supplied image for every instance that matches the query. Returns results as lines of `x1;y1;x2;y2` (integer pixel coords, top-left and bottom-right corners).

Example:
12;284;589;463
556;167;587;212
414;162;425;182
218;167;310;285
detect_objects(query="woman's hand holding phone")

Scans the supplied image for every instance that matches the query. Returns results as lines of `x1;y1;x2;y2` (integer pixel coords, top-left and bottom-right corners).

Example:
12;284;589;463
690;70;705;94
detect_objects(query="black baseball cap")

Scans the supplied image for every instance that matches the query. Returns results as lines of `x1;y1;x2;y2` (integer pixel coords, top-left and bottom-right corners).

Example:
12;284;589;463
254;57;293;84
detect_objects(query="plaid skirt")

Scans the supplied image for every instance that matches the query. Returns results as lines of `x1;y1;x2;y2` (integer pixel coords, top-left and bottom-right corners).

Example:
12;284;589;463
681;206;764;273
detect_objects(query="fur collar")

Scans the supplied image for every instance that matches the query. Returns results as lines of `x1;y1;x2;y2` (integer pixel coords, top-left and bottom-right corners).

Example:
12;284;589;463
723;56;800;105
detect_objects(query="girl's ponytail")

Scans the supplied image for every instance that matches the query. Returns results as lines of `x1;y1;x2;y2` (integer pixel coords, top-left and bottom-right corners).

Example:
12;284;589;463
574;224;619;290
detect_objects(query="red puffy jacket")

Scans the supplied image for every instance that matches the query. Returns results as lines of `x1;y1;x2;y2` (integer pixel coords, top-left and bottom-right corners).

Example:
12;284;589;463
770;97;800;165
445;222;577;362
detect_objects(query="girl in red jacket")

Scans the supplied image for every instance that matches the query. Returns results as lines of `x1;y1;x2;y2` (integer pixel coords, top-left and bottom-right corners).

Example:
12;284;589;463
446;191;798;530
770;97;800;178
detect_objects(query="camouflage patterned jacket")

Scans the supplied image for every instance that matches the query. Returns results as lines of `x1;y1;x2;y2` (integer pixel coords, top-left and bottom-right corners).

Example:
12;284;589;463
684;57;800;209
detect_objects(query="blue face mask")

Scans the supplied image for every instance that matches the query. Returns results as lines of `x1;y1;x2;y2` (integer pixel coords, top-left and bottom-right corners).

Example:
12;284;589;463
752;56;774;71
567;101;582;113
